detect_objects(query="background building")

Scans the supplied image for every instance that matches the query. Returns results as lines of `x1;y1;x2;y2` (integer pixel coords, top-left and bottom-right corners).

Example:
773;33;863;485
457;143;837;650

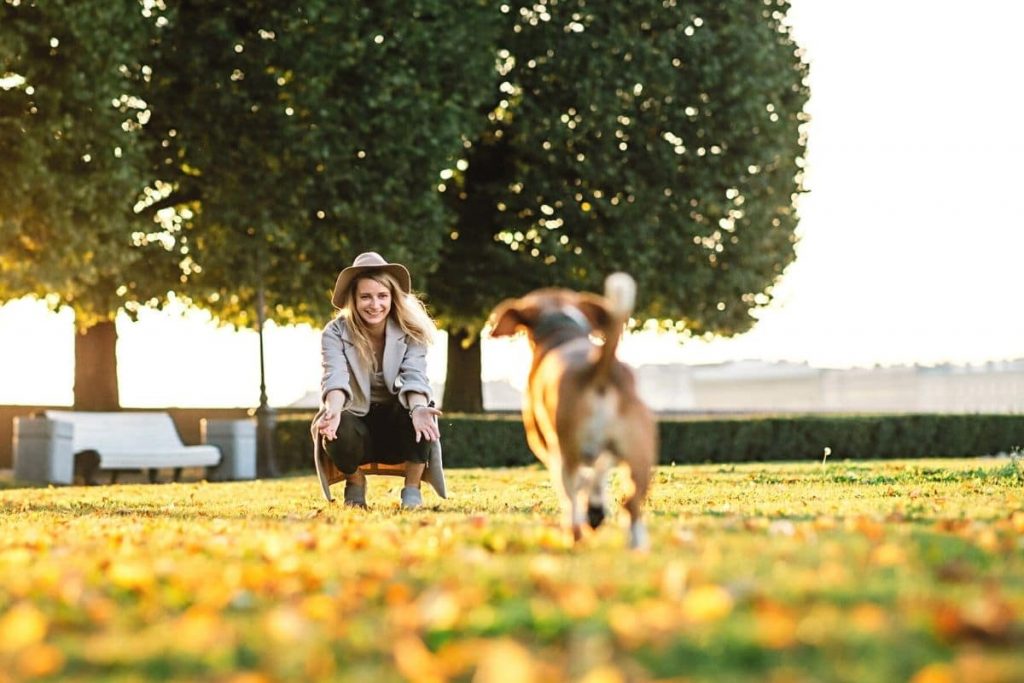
480;359;1024;414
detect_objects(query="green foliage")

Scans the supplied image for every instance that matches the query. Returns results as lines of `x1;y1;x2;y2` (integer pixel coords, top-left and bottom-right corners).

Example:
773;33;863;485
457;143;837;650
436;412;536;467
273;412;1024;473
0;1;160;325
2;1;810;414
658;414;1024;463
430;1;810;335
139;0;501;328
2;0;503;330
273;412;533;473
271;412;315;473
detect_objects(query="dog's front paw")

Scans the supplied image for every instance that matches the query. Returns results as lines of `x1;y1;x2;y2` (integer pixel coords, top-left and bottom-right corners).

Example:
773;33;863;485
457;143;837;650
628;521;649;552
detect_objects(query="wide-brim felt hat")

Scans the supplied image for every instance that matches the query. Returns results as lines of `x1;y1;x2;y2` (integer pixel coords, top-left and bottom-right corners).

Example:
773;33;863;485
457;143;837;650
331;251;411;307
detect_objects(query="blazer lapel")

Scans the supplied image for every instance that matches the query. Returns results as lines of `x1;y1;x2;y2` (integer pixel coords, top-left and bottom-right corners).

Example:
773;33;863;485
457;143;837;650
340;320;370;402
383;317;406;390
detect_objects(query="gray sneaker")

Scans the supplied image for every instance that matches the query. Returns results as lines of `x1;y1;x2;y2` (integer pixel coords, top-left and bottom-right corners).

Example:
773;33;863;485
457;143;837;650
343;482;367;508
400;487;423;510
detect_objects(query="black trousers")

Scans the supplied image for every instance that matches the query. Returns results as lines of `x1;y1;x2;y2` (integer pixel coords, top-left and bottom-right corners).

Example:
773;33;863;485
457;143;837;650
322;401;430;475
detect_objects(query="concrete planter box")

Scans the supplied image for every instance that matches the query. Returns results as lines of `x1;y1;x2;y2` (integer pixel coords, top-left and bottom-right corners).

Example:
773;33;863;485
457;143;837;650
13;417;75;485
202;419;257;481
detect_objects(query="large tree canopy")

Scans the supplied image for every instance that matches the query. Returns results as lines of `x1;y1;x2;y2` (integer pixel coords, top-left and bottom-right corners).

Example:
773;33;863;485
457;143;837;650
132;1;500;471
430;0;810;410
0;2;163;408
2;0;808;419
0;2;160;319
1;1;500;410
140;0;500;328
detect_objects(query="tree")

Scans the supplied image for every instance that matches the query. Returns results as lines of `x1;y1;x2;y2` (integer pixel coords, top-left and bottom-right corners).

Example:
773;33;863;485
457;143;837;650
0;2;166;409
2;1;499;423
135;1;500;470
429;0;810;411
139;1;499;326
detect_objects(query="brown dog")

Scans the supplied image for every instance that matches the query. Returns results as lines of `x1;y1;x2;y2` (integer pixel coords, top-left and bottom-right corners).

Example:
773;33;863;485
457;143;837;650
489;273;657;550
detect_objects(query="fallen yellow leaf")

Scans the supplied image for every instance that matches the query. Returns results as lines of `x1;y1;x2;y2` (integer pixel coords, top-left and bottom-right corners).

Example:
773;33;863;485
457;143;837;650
393;635;445;683
579;664;627;683
608;604;645;649
870;543;906;567
108;560;154;592
659;560;689;601
850;603;888;634
473;639;536;683
910;663;954;683
0;603;48;652
174;605;228;653
262;605;309;643
974;527;1000;553
558;584;599;619
681;585;734;623
848;516;886;541
755;602;798;650
435;638;488;678
223;673;274;683
15;643;65;679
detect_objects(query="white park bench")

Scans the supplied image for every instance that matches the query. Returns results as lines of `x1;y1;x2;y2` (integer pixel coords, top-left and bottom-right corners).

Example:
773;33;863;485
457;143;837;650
13;411;254;485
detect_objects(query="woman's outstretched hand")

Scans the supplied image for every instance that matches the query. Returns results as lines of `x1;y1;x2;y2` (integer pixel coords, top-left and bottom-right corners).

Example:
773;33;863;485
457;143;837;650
411;405;443;443
318;409;342;440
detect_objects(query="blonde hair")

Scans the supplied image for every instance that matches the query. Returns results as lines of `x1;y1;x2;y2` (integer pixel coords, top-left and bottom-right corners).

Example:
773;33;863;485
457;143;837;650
339;271;436;370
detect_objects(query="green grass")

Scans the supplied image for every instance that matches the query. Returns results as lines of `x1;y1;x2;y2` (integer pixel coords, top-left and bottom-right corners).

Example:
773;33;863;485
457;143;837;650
1;459;1022;682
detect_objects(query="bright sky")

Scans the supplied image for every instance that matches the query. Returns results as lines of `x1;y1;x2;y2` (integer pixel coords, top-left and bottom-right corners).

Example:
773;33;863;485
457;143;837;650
2;0;1022;408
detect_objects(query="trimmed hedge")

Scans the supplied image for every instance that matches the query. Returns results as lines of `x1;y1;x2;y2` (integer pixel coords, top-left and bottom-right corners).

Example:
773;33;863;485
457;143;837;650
273;412;533;472
659;414;1024;463
273;412;1024;472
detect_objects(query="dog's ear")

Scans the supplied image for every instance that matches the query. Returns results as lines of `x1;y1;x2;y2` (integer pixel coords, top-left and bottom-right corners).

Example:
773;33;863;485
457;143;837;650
575;294;614;331
489;298;536;337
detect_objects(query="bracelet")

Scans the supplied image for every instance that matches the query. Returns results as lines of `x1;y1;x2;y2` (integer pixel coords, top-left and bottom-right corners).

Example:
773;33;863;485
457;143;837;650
409;404;428;418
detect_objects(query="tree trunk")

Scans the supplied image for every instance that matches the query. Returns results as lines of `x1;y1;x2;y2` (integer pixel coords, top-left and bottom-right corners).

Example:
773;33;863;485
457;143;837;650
443;327;484;413
74;320;120;411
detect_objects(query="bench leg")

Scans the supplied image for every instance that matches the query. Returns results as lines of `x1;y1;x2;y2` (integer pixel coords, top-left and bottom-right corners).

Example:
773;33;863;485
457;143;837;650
74;450;100;486
173;467;183;482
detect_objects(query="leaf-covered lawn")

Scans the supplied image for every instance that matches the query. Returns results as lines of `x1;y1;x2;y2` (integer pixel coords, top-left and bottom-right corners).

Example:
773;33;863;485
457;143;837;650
1;459;1022;682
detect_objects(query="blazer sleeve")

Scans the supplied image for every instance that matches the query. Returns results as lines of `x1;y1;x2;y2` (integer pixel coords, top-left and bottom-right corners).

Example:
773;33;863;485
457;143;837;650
320;319;353;407
396;339;433;409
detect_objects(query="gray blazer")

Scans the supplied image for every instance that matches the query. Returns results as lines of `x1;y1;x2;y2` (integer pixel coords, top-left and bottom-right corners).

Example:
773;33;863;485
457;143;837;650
320;315;433;416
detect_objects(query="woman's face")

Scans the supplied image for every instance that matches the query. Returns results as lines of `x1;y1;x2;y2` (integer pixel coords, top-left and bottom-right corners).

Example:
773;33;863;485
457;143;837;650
353;277;392;330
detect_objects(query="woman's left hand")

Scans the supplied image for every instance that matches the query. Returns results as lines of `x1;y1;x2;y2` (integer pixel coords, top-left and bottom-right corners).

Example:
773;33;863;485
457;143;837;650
411;405;443;443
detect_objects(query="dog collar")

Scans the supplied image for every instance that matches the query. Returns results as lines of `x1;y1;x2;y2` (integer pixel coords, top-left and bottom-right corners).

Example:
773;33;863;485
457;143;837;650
533;308;592;345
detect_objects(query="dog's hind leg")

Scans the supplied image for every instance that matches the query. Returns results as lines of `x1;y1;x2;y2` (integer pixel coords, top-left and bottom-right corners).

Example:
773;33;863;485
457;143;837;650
623;457;653;551
587;493;606;530
558;465;588;543
585;454;615;529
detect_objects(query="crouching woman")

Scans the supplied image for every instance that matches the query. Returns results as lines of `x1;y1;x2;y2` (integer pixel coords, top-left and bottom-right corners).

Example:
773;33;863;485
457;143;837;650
314;251;443;508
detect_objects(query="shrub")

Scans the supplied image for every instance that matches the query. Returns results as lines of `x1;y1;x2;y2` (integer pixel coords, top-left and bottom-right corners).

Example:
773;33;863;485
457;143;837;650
273;412;1024;472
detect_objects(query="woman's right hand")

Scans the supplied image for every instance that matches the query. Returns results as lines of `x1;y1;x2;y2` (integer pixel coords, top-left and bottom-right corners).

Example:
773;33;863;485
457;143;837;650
319;390;346;439
318;409;342;440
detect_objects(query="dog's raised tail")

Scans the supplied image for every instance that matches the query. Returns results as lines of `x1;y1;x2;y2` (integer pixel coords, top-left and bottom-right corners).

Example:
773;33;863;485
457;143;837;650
593;272;636;384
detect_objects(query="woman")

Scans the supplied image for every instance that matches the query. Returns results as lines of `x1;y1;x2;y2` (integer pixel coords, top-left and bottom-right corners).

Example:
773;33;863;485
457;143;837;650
315;251;443;508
